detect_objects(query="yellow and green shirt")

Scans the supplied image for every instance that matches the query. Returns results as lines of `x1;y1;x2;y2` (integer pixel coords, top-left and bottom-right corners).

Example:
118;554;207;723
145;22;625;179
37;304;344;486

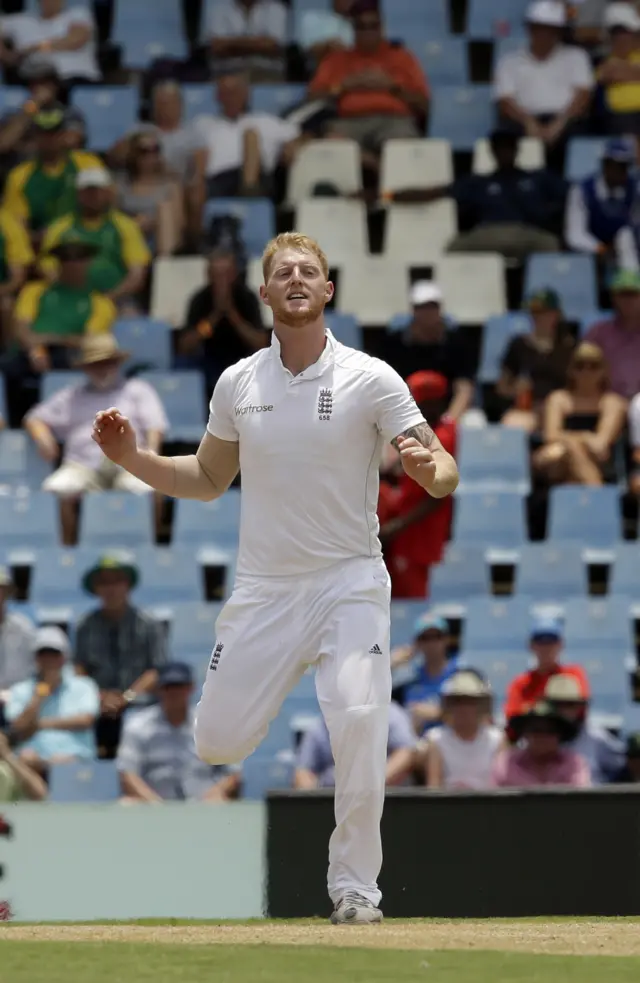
2;150;104;232
40;209;151;294
600;51;640;113
0;208;35;282
15;280;116;338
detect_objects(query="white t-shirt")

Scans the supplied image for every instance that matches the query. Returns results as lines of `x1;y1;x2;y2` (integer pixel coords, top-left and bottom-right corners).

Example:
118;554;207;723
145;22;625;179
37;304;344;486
192;112;299;178
493;44;593;115
429;724;503;789
1;9;100;80
208;0;287;77
207;330;426;577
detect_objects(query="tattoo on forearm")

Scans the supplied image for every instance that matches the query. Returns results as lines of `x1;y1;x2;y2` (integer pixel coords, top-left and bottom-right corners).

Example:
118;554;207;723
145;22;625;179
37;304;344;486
391;422;434;451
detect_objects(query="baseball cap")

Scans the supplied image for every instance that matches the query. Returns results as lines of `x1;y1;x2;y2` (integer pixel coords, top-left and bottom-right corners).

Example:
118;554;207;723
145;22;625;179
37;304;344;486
158;662;194;687
544;673;588;702
530;615;563;642
611;269;640;292
33;625;70;658
525;0;567;27
406;370;448;403
410;281;443;307
442;671;491;698
414;612;449;637
76;168;113;190
0;565;13;588
603;137;636;164
524;288;561;312
605;3;640;31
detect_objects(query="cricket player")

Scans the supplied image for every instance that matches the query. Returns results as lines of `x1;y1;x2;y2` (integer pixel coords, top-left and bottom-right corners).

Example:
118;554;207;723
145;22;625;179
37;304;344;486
92;232;459;924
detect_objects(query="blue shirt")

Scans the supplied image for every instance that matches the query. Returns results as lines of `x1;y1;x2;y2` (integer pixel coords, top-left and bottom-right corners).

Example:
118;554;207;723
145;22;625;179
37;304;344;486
404;656;460;707
6;673;99;759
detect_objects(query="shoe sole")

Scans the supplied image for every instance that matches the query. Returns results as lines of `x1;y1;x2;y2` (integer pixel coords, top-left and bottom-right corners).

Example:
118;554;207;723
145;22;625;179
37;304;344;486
330;908;383;925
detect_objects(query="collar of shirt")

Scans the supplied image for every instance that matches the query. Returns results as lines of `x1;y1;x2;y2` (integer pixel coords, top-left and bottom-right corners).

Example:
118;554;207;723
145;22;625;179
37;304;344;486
269;327;337;381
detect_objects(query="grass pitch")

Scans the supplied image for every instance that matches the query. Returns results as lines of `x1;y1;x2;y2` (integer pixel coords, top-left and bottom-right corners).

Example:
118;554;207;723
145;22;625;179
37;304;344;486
2;919;640;983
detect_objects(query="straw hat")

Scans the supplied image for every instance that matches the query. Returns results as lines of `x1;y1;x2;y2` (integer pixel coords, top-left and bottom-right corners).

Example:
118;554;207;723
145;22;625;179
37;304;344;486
75;335;129;367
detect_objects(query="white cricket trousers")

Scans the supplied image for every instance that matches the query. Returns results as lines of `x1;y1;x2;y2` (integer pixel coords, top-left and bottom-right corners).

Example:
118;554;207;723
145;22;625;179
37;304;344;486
194;555;392;907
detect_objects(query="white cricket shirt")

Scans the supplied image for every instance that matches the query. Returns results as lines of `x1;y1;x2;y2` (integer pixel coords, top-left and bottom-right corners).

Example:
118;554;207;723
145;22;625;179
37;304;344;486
207;330;426;577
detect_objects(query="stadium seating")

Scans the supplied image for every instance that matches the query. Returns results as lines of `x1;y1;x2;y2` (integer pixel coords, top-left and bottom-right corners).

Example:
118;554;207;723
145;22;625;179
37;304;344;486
338;259;409;325
565;138;605;183
548;486;621;551
252;83;306;115
170;601;223;659
30;546;114;605
113;0;187;67
383;0;450;37
454;490;527;550
436;254;507;321
525;254;597;320
41;372;83;402
49;761;120;803
113;318;172;372
151;257;206;325
325;313;362;349
296;199;369;263
287;140;362;203
564;597;634;656
182;83;218;123
384;201;457;264
131;547;205;606
460;596;531;699
380;139;453;193
0;430;52;491
514;542;587;601
140;370;206;443
202;198;275;258
429;544;490;603
242;753;295;799
413;38;468;86
609;544;640;597
0;86;28;114
430;85;494;151
473;137;544;175
457;426;530;493
390;600;428;647
466;0;529;37
79;492;155;547
71;86;139;151
0;492;60;557
580;310;612;337
173;492;241;550
477;312;531;383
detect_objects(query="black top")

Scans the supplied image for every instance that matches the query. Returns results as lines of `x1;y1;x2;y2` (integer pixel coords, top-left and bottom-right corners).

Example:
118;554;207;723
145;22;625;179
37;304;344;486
381;326;475;389
185;282;266;374
450;167;566;229
501;330;575;403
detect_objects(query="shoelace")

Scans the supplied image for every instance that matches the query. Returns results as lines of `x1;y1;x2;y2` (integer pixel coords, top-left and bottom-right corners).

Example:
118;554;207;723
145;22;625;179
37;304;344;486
340;891;373;909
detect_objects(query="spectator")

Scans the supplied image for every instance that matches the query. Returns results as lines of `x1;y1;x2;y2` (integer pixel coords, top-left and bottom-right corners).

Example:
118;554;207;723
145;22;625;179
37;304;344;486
299;0;355;67
381;283;474;419
0;731;47;802
75;555;168;757
396;613;459;736
422;671;502;790
294;700;416;789
393;131;565;261
615;732;640;782
5;626;99;775
24;335;167;545
40;168;151;310
597;3;640;135
494;1;593;167
378;371;456;598
534;341;627;486
504;616;590;721
176;248;268;391
0;207;35;349
498;288;575;432
192;73;302;202
117;663;240;803
585;271;640;397
0;63;86;165
309;2;429;165
565;137;636;260
0;0;100;84
2;106;103;239
208;0;288;82
0;566;36;697
493;702;591;787
628;387;640;494
115;131;184;257
545;674;625;783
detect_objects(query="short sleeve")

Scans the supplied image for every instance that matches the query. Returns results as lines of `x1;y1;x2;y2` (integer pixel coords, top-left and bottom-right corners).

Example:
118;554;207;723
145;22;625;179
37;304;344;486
569;47;594;89
134;381;169;435
116;717;145;774
629;394;640;447
75;677;100;716
493;52;519;100
26;385;73;437
5;683;31;722
369;360;426;445
14;281;45;322
207;367;239;442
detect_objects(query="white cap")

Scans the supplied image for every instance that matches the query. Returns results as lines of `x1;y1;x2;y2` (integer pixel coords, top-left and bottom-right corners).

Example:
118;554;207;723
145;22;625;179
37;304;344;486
33;625;70;658
76;168;112;190
605;3;640;31
526;0;567;27
410;281;443;307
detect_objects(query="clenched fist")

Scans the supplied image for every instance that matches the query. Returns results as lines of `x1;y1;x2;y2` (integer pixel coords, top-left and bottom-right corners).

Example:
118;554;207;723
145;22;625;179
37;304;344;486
396;435;437;491
92;407;137;466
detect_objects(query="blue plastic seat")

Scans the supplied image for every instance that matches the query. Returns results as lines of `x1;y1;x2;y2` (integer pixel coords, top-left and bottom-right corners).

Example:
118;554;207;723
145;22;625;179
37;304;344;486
429;545;490;603
478;312;531;383
139;371;206;443
382;0;449;37
0;430;53;490
462;596;532;654
241;754;294;799
325;313;362;349
202;198;275;258
493;36;526;62
430;85;494;151
0;492;59;554
113;0;187;67
623;702;640;733
41;371;84;402
30;546;107;605
390;600;431;648
252;83;306;115
170;601;223;657
454;491;527;550
173;491;241;550
79;492;154;547
515;542;587;601
457;426;530;493
610;544;640;596
132;547;204;606
182;83;218;123
284;670;318;709
525;253;597;320
467;0;529;37
548;486;621;550
565;138;605;183
563;597;633;656
49;760;120;803
113;318;172;371
71;86;139;151
579;310;613;337
411;38;468;86
0;374;6;422
0;87;28;115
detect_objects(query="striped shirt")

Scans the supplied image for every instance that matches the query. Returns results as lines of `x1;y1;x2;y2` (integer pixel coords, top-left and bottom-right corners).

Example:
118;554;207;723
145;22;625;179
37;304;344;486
0;611;36;691
74;605;167;691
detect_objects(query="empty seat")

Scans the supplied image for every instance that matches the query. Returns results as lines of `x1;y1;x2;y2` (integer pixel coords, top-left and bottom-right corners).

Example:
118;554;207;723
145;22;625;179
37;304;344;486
113;0;187;67
430;86;494;151
182;83;218;123
382;0;449;37
0;86;28;115
0;491;59;555
390;600;431;648
247;258;272;327
515;542;587;601
242;754;294;799
133;547;204;606
548;486;621;550
0;430;53;490
412;37;468;85
478;312;531;383
610;544;640;595
41;371;83;402
437;253;507;322
49;760;120;803
174;491;241;550
140;370;206;443
325;312;362;349
458;426;530;493
467;0;529;38
564;597;633;655
429;545;490;603
151;256;206;325
525;254;597;320
565;138;605;183
296;199;368;262
338;258;408;325
380;139;453;194
579;310;612;337
80;492;154;547
454;490;526;550
623;702;640;733
581;653;630;716
170;601;223;657
71;86;139;151
384;201;456;264
30;546;106;605
112;318;171;371
252;83;306;115
462;596;531;653
287;140;361;203
202;198;275;258
473;137;544;175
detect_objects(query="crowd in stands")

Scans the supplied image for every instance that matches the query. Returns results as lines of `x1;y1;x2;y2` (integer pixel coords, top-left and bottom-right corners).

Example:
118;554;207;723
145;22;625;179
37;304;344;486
2;0;640;803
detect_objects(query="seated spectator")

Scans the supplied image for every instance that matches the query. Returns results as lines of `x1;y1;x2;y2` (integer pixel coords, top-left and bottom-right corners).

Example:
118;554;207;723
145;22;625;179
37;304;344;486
75;555;168;757
40;169;151;310
2;106;102;240
192;73;302;202
565;138;636;261
378;371;456;598
494;1;593;168
545;674;625;783
294;700;416;789
24;335;167;545
493;702;591;787
208;0;288;83
0;730;47;802
498;289;575;432
0;567;36;704
534;342;627;486
381;282;474;420
395;613;459;736
421;671;502;790
597;3;640;134
615;731;640;782
0;0;100;84
5;626;99;775
117;663;240;803
115;132;184;257
0;207;35;348
504;616;590;721
585;271;640;397
299;0;355;68
309;2;429;166
176;248;268;391
393;130;565;261
628;387;640;494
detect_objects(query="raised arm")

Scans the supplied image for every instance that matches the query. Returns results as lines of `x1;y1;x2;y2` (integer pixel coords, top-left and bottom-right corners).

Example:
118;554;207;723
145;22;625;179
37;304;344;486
392;422;459;499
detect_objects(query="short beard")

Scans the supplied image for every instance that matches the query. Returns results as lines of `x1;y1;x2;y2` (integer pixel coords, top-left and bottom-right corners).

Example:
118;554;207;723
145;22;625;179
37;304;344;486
271;295;326;328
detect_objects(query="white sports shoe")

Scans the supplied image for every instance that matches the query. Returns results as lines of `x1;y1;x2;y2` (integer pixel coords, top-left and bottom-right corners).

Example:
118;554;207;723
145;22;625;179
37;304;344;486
330;891;383;925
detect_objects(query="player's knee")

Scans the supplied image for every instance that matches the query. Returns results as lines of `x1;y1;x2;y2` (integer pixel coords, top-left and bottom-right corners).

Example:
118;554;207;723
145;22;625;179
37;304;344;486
194;717;259;765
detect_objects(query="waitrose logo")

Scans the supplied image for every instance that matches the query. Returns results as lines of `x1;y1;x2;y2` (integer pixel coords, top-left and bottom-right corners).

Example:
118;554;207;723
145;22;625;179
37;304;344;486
235;404;274;416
